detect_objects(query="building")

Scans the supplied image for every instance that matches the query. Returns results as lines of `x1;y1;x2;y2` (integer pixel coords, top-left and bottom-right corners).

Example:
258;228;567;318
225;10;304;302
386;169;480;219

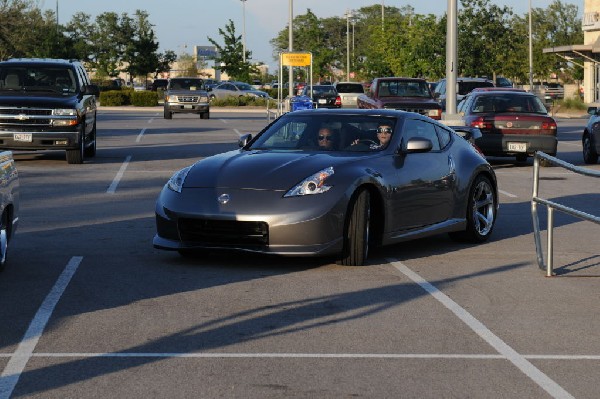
544;0;600;103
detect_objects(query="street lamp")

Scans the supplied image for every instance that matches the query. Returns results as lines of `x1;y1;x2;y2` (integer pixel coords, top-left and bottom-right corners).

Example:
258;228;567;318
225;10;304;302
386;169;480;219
241;0;247;63
345;9;354;81
529;0;534;92
289;0;293;97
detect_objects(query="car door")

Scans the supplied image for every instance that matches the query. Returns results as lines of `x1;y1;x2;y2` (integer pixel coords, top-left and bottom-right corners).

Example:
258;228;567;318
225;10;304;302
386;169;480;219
388;118;456;232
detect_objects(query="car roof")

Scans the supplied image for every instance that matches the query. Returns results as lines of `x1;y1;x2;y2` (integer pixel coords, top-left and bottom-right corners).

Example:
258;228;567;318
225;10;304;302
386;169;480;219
0;58;82;67
471;87;526;93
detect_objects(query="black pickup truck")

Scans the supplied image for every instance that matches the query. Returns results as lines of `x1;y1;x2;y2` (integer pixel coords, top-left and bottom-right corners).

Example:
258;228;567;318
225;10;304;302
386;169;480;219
0;58;99;164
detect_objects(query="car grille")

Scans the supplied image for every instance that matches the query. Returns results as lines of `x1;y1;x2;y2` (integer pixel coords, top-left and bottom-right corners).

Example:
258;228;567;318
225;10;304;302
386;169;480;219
0;107;53;127
177;95;199;103
178;218;269;247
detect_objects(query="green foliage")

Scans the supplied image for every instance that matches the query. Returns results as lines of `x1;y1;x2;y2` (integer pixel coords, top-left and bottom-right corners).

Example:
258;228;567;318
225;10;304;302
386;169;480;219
131;91;158;106
99;90;131;106
208;19;257;82
210;96;270;107
558;95;586;110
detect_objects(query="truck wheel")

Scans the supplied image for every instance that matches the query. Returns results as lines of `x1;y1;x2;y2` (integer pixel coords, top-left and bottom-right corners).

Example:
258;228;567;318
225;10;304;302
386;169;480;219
66;128;85;164
164;109;172;119
84;121;97;158
0;211;10;272
200;112;210;119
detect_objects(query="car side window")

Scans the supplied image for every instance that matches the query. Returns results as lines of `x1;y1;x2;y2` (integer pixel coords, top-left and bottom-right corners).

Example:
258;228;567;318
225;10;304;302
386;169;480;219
435;125;452;150
403;119;441;151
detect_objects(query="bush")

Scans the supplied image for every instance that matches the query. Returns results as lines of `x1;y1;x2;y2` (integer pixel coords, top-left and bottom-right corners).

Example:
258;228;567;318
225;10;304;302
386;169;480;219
99;90;130;106
210;95;271;107
557;96;587;111
131;91;158;106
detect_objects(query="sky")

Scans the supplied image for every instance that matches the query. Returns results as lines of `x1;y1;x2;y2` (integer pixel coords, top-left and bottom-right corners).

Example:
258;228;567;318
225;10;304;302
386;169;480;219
39;0;581;71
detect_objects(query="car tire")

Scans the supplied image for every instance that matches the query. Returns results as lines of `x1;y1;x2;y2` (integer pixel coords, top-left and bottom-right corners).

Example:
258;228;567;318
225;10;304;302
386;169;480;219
583;134;598;164
200;112;210;119
0;211;9;272
84;121;97;158
449;174;496;243
164;109;172;119
66;128;85;164
339;189;370;266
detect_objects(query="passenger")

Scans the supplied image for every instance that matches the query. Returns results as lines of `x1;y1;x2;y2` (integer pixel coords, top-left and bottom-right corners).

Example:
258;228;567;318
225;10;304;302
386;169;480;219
317;127;337;150
352;123;393;150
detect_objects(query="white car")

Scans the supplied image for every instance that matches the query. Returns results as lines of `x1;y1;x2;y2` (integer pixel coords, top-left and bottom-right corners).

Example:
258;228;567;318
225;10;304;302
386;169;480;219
334;82;365;108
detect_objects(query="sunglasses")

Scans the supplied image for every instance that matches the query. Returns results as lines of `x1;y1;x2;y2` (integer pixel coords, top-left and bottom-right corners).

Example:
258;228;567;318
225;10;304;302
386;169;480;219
377;127;393;134
318;135;334;141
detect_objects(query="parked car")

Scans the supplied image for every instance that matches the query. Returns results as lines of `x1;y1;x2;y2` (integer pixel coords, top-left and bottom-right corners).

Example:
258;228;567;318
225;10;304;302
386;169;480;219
356;77;442;120
0;151;18;272
458;88;557;163
163;77;210;120
208;81;269;101
581;106;600;164
495;77;513;88
333;82;365;108
301;85;341;108
150;79;168;91
0;58;99;164
433;77;495;110
153;109;498;266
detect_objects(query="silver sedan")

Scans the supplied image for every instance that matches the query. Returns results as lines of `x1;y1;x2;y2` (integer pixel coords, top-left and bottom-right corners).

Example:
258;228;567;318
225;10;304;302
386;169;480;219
208;81;269;101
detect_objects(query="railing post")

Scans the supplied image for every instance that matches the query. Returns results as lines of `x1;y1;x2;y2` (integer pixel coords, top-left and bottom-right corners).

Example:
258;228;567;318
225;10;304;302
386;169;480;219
531;153;545;270
546;206;555;276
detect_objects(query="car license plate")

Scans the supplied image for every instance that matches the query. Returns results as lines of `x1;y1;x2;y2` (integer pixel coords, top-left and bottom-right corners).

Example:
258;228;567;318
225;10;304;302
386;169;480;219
508;142;527;152
184;104;193;109
318;99;327;104
14;133;32;142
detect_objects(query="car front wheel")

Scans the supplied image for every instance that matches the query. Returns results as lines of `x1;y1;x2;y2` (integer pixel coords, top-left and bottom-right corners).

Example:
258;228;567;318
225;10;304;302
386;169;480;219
0;211;9;272
450;175;496;242
66;127;85;164
339;189;370;266
583;134;598;164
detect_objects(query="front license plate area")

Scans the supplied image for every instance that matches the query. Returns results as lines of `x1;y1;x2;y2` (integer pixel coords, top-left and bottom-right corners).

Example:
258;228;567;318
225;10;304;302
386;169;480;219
318;99;327;104
508;142;527;152
14;133;32;142
184;104;193;109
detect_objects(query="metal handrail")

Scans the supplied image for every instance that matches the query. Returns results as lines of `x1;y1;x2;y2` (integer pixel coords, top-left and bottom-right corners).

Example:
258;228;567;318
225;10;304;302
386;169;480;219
531;151;600;276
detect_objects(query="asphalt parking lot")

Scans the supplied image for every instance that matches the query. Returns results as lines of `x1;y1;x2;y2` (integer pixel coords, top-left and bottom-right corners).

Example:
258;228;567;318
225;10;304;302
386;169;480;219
0;108;598;398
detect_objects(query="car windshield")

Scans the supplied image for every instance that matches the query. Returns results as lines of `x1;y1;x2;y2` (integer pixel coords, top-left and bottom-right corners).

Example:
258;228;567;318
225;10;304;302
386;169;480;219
457;81;494;95
0;66;77;94
304;86;337;96
335;83;364;93
247;114;397;152
378;81;431;97
169;78;204;90
471;94;548;114
234;82;253;91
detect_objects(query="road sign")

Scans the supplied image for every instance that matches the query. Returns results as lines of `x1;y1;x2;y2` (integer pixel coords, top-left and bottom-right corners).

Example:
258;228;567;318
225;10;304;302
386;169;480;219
281;52;312;67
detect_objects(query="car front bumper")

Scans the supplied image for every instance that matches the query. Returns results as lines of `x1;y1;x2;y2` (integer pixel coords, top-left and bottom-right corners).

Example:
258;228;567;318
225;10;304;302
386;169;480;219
165;103;209;114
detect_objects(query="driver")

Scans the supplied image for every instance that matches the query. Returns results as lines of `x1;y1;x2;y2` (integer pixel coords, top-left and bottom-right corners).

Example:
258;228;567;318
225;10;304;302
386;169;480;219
352;123;393;150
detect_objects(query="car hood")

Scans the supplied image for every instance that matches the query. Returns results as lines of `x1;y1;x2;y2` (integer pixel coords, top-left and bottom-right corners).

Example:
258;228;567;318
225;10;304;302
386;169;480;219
0;92;81;108
184;150;359;190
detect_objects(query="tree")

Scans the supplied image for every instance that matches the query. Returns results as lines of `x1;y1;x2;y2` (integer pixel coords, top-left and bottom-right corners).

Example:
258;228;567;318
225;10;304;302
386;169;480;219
208;19;255;82
122;10;160;82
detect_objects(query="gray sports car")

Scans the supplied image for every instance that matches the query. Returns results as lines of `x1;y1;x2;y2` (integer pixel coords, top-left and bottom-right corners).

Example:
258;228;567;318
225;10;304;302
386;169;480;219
153;109;498;266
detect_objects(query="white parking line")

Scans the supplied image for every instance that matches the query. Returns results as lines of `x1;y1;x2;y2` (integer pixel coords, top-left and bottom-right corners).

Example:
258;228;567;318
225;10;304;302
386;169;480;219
220;119;228;124
136;128;146;143
499;189;517;198
0;257;83;399
389;260;574;399
560;141;580;147
106;155;132;194
233;129;243;137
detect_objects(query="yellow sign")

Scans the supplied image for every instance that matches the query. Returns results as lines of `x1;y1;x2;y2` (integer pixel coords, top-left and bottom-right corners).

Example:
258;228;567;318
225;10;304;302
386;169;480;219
281;52;312;67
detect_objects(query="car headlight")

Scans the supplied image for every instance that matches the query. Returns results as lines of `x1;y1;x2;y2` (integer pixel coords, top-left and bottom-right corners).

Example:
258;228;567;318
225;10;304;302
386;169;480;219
199;96;209;102
167;166;191;193
52;108;78;126
284;167;334;197
53;108;77;116
167;94;178;102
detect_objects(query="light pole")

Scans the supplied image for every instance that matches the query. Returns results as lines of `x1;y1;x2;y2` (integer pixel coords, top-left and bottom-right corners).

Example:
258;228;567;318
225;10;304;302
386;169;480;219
289;0;293;97
528;0;534;92
381;1;384;29
346;10;351;81
241;0;247;63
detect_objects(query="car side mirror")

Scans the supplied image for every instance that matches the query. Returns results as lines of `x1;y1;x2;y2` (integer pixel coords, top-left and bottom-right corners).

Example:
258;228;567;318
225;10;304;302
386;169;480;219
587;106;598;116
84;84;100;96
238;133;253;148
405;137;433;153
